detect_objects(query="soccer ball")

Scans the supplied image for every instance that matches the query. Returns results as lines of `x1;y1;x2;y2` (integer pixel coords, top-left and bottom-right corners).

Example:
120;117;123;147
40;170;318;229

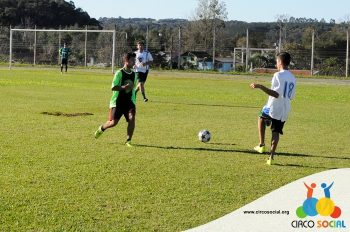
198;130;211;143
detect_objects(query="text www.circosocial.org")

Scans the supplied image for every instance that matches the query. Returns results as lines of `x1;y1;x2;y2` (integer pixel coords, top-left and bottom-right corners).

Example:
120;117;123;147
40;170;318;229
243;210;290;215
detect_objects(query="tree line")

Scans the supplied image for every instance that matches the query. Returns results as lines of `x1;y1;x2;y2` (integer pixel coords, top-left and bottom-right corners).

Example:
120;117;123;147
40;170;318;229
1;0;350;75
0;0;100;28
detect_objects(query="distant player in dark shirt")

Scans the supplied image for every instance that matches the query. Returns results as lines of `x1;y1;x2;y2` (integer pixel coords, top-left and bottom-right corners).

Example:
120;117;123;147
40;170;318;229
59;43;71;73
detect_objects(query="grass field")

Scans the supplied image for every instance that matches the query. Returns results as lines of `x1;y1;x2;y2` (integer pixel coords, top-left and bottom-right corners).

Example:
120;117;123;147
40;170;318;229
1;68;350;231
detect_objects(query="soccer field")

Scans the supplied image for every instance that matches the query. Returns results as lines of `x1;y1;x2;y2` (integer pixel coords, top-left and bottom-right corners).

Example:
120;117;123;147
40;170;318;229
1;68;350;231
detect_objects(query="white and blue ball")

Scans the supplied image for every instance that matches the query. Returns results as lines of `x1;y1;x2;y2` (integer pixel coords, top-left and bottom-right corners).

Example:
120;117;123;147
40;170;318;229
198;130;211;143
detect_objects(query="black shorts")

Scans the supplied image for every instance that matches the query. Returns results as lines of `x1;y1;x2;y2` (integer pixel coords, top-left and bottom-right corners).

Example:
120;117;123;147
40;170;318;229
109;103;136;122
136;70;149;83
61;58;68;65
258;111;285;135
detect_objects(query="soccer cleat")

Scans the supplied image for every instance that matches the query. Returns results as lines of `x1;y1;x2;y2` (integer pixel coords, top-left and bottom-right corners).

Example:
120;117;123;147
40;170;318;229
125;141;133;147
266;158;274;165
254;145;266;154
94;126;104;139
143;98;148;102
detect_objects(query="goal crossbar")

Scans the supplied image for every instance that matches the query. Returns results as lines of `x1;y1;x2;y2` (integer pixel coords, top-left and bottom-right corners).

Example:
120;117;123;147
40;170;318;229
9;28;117;73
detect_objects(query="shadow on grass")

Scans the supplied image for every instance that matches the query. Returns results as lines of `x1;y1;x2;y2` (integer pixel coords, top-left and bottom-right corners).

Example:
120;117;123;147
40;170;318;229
134;143;257;155
272;163;340;169
277;152;350;160
210;142;237;146
150;100;260;109
134;143;350;161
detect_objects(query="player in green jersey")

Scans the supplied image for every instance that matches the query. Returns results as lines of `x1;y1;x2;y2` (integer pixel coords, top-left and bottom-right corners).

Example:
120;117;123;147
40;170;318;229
94;52;137;147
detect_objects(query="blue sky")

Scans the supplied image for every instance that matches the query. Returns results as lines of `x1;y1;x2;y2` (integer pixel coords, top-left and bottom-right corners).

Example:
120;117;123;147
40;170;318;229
71;0;350;23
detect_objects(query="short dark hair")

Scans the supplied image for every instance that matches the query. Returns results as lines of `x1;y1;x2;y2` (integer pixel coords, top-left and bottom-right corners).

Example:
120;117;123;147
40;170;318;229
136;40;144;45
123;52;136;61
277;52;291;66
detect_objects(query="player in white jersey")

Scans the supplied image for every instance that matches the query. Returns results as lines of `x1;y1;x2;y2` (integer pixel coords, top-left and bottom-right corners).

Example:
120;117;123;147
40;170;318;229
250;52;296;165
134;41;153;102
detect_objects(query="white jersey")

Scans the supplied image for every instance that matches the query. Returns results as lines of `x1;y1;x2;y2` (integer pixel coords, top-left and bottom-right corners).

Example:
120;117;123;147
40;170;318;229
263;70;296;122
134;50;153;73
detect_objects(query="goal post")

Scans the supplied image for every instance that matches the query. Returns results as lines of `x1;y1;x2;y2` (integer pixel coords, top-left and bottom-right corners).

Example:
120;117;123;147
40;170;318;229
9;28;117;73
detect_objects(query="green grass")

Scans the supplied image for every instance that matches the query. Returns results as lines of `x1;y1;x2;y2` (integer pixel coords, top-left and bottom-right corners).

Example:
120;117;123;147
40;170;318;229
1;68;350;231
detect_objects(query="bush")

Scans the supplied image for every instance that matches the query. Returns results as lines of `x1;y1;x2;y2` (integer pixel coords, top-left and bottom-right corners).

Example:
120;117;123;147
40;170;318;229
319;57;344;76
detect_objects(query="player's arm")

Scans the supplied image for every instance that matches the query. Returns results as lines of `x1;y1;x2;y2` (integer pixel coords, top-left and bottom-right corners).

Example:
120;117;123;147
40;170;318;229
111;71;133;91
142;52;153;66
112;84;132;91
250;83;279;98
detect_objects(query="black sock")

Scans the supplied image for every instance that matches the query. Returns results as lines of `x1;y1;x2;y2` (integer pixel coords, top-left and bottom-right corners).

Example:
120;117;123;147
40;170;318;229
142;91;146;99
260;144;265;147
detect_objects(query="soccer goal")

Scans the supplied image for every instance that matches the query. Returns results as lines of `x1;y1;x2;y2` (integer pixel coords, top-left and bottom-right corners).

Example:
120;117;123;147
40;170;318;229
9;27;121;73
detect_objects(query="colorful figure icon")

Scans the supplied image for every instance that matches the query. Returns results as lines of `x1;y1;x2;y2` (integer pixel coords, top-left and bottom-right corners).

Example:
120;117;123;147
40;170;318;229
296;181;341;219
304;182;316;198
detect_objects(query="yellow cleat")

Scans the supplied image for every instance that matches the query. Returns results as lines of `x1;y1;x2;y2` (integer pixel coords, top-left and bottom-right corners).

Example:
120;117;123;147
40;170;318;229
266;158;274;165
94;126;103;139
125;141;133;147
253;145;266;154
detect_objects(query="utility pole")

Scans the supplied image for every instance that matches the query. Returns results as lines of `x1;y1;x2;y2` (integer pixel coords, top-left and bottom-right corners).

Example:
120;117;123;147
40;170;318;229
346;29;349;78
34;25;37;66
84;25;88;67
170;35;173;70
58;25;61;65
233;48;236;71
278;27;282;53
112;25;116;73
9;26;12;69
245;28;249;71
311;30;315;76
178;27;181;69
212;24;216;70
146;25;149;51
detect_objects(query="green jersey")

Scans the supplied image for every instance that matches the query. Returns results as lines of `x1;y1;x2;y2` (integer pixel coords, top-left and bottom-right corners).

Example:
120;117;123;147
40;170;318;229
109;68;137;108
59;47;70;59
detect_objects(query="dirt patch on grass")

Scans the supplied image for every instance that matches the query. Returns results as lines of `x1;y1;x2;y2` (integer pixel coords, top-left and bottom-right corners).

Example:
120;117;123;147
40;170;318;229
41;112;94;117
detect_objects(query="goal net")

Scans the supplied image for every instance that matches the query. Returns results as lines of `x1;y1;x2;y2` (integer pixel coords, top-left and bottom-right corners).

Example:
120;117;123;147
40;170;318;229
9;28;125;73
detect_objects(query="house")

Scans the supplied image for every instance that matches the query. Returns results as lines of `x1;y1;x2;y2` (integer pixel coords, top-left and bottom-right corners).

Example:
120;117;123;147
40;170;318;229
215;57;234;72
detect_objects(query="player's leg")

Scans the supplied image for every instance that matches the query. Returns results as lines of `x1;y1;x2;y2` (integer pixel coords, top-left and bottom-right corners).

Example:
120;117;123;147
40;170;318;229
94;108;121;138
258;117;266;146
267;119;284;165
125;107;136;147
136;72;148;102
142;71;149;101
270;132;280;159
60;61;63;73
254;110;268;153
140;82;148;101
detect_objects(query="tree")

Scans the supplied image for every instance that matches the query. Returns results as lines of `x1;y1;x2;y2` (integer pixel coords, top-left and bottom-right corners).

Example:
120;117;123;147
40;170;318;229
275;14;289;51
0;0;100;28
185;0;227;68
